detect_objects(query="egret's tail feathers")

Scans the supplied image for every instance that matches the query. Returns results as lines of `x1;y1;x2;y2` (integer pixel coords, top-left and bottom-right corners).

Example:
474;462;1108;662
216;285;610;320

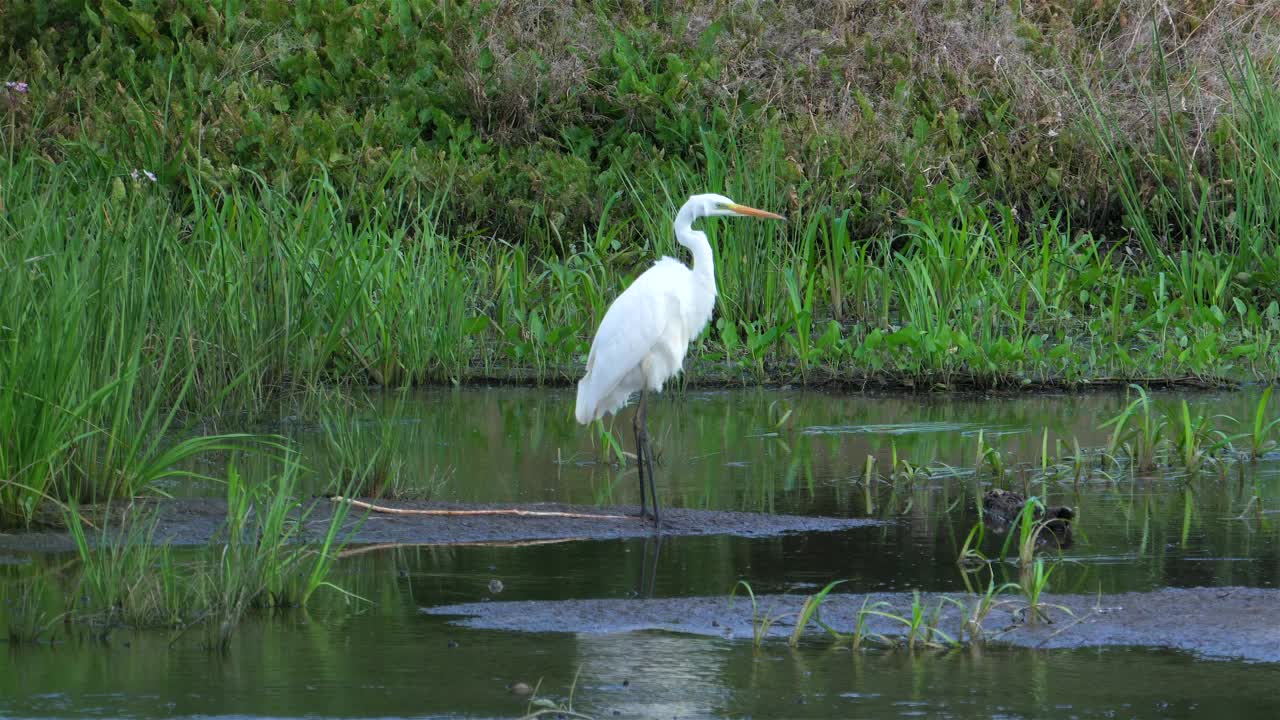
575;375;634;425
574;378;595;425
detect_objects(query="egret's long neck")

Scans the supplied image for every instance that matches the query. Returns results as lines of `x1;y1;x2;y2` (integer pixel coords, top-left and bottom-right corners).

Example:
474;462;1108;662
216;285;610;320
674;205;716;292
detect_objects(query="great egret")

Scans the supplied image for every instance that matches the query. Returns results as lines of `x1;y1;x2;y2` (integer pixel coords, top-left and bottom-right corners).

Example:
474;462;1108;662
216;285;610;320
574;193;785;525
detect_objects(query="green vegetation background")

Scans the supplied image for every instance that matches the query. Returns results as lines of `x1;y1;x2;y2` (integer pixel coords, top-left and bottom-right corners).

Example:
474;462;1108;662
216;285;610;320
3;1;1280;522
5;1;1271;240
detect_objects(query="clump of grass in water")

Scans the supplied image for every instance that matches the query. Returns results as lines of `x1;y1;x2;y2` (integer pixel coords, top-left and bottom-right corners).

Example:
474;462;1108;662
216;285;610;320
1166;400;1236;475
1101;385;1168;472
974;430;1007;481
732;573;860;648
857;591;957;651
889;441;933;485
1014;496;1049;566
730;579;848;649
65;501;200;632
591;419;628;467
208;454;362;648
1017;558;1072;625
860;454;877;515
62;453;360;650
1245;386;1280;461
849;596;888;651
788;580;847;648
957;573;1019;645
730;580;788;648
957;511;989;570
1065;436;1091;486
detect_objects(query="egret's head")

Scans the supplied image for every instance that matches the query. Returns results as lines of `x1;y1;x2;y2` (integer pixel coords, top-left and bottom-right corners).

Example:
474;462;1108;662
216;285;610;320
687;193;786;221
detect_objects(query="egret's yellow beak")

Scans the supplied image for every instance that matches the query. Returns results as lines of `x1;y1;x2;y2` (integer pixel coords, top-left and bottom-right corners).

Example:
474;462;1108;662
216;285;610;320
728;203;786;221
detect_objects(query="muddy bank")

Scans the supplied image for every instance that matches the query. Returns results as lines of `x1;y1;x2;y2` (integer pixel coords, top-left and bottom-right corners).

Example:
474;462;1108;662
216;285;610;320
427;587;1280;663
0;498;880;554
460;366;1238;394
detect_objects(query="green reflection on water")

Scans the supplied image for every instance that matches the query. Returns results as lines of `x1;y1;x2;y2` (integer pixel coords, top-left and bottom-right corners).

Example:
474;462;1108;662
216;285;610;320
3;387;1279;717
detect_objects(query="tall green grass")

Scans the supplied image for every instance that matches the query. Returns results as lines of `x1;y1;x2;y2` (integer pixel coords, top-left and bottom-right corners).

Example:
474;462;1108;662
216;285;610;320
4;49;1280;515
63;455;357;649
0;151;482;523
0;157;263;526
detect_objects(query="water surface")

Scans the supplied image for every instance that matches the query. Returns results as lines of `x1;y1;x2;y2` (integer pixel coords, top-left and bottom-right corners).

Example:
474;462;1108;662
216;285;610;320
3;387;1279;718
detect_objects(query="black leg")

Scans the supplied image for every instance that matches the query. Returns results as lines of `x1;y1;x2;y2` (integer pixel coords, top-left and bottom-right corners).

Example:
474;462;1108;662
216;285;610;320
636;389;660;529
634;387;650;521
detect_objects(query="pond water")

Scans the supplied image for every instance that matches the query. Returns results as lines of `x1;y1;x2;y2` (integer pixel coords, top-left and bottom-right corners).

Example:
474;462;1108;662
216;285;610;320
3;387;1279;718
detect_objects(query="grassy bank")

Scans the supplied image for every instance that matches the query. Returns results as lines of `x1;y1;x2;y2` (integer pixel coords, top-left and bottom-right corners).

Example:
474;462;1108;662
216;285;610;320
3;2;1280;524
4;136;1280;524
5;128;1279;393
2;1;1277;245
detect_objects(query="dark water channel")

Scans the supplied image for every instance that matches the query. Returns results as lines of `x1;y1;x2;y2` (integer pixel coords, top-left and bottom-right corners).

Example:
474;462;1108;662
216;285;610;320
4;388;1280;718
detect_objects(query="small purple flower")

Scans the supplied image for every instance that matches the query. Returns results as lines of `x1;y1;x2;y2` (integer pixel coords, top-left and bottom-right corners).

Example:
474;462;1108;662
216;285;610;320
4;81;28;94
130;169;157;183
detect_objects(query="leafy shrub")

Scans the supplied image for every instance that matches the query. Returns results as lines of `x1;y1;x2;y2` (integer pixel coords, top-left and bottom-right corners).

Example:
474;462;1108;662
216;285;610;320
3;1;1276;248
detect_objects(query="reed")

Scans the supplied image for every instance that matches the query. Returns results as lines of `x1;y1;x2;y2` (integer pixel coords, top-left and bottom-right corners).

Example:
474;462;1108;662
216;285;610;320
729;580;785;649
788;580;847;648
1101;386;1168;472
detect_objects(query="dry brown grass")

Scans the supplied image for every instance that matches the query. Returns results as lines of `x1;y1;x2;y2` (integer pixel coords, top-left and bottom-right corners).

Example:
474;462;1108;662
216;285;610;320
459;1;1277;215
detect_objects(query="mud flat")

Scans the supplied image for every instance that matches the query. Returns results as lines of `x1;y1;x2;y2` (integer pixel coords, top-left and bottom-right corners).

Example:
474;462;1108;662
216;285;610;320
0;498;880;554
427;587;1280;663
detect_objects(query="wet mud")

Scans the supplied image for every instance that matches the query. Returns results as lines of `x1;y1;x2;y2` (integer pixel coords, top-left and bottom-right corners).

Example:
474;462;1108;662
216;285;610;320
0;498;880;554
427;587;1280;663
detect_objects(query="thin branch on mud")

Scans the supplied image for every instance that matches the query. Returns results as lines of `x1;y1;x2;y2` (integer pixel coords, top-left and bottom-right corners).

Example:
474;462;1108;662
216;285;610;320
336;537;582;558
329;496;630;521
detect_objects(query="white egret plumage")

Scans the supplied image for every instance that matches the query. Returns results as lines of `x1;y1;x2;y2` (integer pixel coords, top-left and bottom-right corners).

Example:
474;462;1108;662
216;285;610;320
574;193;785;525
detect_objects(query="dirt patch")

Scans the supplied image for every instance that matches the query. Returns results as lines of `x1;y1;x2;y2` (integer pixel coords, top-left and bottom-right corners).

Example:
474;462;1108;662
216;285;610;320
0;498;880;555
426;587;1280;663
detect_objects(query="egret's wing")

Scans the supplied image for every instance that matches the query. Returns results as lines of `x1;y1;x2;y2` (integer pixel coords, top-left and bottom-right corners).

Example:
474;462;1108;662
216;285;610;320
575;265;684;423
